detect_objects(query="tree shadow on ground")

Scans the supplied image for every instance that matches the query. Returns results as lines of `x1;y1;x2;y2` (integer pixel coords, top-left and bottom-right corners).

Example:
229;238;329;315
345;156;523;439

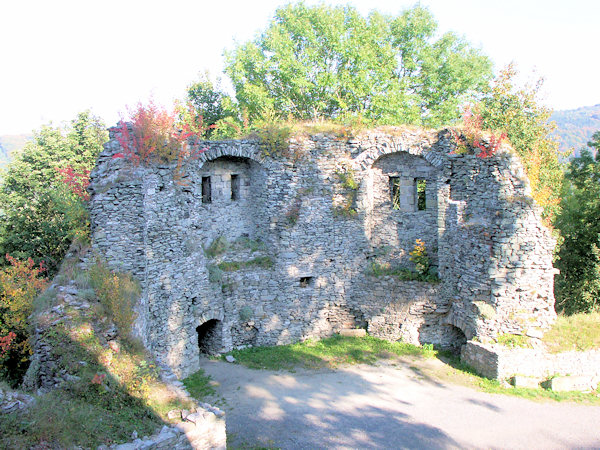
202;359;462;449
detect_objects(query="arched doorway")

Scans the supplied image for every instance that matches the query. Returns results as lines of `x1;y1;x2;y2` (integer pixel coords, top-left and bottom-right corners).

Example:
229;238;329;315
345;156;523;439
197;319;223;355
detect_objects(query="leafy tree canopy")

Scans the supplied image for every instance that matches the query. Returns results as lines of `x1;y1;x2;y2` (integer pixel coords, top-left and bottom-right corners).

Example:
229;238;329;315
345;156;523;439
185;74;237;137
225;3;492;127
554;132;600;314
0;111;107;273
479;64;564;223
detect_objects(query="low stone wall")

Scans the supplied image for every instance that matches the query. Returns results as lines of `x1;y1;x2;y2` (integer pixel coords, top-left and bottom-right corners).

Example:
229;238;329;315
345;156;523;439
461;340;600;380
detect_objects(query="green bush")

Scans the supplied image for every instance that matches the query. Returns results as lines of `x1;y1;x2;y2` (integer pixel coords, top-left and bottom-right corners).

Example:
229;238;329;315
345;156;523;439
0;256;48;386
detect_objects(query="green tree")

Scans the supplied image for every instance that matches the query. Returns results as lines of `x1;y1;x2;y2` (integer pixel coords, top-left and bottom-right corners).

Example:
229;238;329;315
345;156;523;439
0;111;107;273
479;64;564;223
185;74;236;137
225;3;491;127
554;132;600;314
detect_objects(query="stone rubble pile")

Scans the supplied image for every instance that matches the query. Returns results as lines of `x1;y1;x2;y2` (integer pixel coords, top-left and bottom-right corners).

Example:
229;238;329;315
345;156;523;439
0;387;35;414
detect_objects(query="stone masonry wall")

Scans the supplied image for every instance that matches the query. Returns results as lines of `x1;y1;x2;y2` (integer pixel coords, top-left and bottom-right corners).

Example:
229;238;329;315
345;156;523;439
462;341;600;380
89;126;557;378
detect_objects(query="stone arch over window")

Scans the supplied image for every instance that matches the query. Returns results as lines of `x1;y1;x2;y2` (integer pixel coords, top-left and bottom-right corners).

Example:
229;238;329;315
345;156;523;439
355;142;444;171
196;144;273;170
190;149;271;250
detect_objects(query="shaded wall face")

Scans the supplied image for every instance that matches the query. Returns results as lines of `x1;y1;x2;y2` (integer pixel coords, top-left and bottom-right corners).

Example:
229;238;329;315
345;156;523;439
366;152;439;267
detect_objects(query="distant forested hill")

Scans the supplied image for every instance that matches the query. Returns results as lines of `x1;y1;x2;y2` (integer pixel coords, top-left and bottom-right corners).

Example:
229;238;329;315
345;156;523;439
0;134;33;167
551;104;600;156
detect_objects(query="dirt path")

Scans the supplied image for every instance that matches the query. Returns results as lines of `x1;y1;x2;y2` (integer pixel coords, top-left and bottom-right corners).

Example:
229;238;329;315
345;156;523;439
201;357;600;449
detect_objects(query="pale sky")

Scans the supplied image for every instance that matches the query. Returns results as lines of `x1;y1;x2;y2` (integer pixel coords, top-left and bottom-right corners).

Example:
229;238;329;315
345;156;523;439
1;0;599;135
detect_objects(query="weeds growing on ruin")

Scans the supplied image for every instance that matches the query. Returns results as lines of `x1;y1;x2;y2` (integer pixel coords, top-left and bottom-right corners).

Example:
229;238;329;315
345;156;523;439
368;240;438;282
204;236;229;258
409;239;431;277
217;256;273;272
1;251;194;448
113;101;208;184
88;259;140;340
449;106;507;158
496;333;533;349
333;166;359;217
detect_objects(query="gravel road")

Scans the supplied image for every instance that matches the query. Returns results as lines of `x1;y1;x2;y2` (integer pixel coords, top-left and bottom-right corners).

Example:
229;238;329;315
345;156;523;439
201;357;600;449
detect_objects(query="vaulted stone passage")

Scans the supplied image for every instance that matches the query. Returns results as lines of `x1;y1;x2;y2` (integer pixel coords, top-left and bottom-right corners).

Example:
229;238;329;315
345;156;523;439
441;325;467;353
197;319;222;355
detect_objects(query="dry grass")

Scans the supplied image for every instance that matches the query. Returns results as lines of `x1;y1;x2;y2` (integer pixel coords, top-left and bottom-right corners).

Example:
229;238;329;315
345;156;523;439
543;312;600;353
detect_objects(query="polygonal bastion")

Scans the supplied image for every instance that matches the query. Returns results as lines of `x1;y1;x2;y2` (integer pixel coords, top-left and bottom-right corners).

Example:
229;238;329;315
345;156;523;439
88;125;557;378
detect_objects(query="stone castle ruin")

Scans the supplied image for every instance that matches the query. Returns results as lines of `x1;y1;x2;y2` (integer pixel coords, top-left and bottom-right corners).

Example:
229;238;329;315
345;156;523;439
89;126;557;378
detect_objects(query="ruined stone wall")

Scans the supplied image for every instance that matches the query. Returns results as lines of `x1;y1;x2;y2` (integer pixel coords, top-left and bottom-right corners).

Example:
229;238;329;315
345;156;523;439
438;155;557;342
89;126;557;378
461;341;600;380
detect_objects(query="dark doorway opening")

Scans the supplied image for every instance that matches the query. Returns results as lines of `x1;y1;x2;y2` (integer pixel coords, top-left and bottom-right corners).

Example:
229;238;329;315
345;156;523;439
197;319;222;355
442;324;468;354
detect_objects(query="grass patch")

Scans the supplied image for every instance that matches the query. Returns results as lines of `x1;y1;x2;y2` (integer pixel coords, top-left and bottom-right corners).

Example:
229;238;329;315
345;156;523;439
217;256;274;272
543;312;600;353
435;352;600;405
1;250;194;448
496;333;532;349
183;369;216;400
226;335;436;370
1;320;193;448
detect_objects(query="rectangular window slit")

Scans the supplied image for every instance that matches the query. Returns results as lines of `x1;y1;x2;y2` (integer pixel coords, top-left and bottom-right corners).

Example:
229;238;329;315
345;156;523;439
299;276;313;288
231;174;240;201
202;176;212;204
416;179;426;210
389;176;401;210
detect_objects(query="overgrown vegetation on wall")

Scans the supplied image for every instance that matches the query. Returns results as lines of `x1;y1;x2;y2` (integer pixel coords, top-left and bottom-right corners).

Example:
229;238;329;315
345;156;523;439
479;64;564;224
1;249;195;448
369;239;439;282
88;259;141;340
